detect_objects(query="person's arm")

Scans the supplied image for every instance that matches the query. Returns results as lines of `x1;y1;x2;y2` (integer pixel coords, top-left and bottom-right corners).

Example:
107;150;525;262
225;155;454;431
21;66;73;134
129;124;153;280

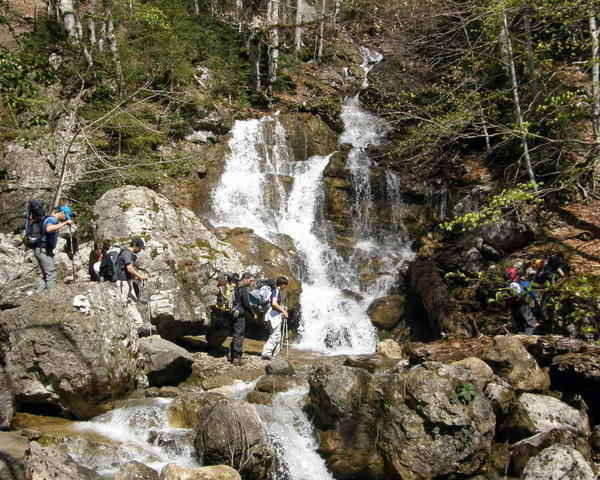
126;263;146;281
45;219;73;233
240;287;253;313
271;290;288;317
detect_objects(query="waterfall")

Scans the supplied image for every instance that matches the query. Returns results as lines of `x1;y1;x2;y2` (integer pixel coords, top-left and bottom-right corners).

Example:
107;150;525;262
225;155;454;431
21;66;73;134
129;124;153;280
260;387;335;480
211;48;412;355
69;398;197;476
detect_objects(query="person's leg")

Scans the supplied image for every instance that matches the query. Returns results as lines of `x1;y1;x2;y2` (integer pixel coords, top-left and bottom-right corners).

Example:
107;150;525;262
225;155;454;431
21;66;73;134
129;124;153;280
33;247;47;290
520;303;538;334
262;312;282;359
34;248;56;290
231;314;246;361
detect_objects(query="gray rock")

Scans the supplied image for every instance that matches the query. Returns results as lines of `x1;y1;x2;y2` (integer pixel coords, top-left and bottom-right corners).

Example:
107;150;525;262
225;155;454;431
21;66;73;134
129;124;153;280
367;295;405;330
502;393;591;441
482;336;550;392
379;362;496;478
522;445;595;480
194;396;274;480
139;336;193;387
0;283;139;419
114;461;159;480
24;442;101;480
308;364;372;429
0;431;28;480
185;130;217;144
511;429;592;476
0;367;15;430
265;358;294;376
484;380;516;417
160;464;241;480
377;339;404;359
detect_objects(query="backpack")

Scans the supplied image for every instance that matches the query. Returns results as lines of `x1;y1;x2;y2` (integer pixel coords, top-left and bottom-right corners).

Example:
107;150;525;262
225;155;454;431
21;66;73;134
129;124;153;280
99;246;122;282
248;282;275;313
23;200;48;248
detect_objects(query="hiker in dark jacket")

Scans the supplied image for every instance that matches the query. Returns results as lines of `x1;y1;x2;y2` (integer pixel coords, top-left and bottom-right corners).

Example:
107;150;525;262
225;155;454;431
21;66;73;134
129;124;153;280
34;205;75;291
206;273;235;349
230;272;255;365
116;237;147;304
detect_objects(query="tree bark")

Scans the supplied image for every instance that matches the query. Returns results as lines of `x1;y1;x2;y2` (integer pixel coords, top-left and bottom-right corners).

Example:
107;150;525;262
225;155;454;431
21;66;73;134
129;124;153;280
316;0;326;61
268;0;280;89
502;10;537;189
294;0;303;52
590;11;600;144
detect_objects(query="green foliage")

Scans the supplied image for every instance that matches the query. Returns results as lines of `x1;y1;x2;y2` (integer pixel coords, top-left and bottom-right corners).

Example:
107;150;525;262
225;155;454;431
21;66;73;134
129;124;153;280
455;383;477;405
441;183;540;233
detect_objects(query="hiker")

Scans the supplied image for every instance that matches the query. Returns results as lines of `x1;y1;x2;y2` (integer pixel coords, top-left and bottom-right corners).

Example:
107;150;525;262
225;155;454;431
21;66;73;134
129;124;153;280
206;273;236;349
230;272;255;366
505;266;539;334
535;253;570;285
116;237;147;304
30;205;75;291
261;276;289;360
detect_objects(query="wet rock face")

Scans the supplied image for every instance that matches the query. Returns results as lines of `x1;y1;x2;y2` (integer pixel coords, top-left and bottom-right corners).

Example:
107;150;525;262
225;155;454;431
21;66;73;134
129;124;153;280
0;284;139;419
94;186;301;340
115;461;159;480
24;442;101;480
0;431;28;480
379;362;496;479
139;336;193;387
522;445;595;480
308;360;496;479
193;396;274;480
0;367;15;430
367;295;405;330
160;464;241;480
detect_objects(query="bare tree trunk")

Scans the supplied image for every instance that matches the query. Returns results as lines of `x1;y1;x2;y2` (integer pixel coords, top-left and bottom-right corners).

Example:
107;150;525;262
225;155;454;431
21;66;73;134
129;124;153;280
193;0;200;15
591;11;600;144
502;10;536;189
60;0;79;40
316;0;326;61
268;0;280;89
256;42;262;91
236;0;243;31
107;11;123;91
294;0;303;52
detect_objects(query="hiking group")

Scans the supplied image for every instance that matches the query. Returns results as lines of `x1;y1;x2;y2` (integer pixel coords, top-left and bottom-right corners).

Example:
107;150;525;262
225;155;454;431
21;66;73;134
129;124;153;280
211;272;289;366
503;254;570;334
24;199;290;366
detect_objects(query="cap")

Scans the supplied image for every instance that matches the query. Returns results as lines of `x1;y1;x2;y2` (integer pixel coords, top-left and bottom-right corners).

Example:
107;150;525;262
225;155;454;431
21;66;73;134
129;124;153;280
57;205;75;220
131;237;145;249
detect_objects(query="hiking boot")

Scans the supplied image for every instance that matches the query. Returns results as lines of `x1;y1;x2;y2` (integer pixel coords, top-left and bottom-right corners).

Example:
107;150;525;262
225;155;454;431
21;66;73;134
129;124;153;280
232;357;243;366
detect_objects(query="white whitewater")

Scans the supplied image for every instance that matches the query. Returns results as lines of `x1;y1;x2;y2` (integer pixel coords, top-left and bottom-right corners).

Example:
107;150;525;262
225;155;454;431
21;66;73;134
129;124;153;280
260;387;335;480
69;398;197;476
211;49;412;355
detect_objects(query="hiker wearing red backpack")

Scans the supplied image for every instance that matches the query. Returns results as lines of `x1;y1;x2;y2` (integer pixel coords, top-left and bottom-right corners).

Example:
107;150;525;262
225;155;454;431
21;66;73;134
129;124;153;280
505;266;540;334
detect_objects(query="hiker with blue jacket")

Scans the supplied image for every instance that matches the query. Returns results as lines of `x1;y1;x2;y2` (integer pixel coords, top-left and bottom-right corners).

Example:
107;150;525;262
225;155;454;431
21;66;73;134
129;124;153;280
505;266;539;334
33;205;75;291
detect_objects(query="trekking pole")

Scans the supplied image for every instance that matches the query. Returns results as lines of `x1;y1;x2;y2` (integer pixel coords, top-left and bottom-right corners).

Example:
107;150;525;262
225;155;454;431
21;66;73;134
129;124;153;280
68;225;77;282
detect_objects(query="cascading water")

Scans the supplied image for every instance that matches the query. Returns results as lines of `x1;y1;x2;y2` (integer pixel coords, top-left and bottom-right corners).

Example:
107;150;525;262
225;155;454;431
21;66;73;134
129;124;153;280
259;387;335;480
211;48;413;355
68;398;197;476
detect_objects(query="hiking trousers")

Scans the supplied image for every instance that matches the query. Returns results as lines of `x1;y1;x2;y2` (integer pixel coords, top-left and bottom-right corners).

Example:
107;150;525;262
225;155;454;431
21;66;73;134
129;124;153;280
231;312;247;359
33;247;56;290
512;303;539;334
262;309;283;358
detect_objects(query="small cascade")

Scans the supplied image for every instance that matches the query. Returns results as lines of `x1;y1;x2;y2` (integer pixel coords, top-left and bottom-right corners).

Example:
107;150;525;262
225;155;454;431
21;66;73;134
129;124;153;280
70;398;197;476
260;387;335;480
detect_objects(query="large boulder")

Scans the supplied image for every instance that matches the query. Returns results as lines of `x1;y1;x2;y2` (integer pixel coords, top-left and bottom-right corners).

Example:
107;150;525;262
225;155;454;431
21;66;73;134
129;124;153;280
193;396;274;480
93;186;300;340
0;283;140;418
115;461;159;480
482;336;550;392
139;336;193;387
0;431;28;480
510;429;593;477
379;362;496;479
0;367;15;430
168;393;224;429
24;442;101;480
502;393;591;442
367;295;405;330
307;360;496;479
160;464;241;480
522;445;595;480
